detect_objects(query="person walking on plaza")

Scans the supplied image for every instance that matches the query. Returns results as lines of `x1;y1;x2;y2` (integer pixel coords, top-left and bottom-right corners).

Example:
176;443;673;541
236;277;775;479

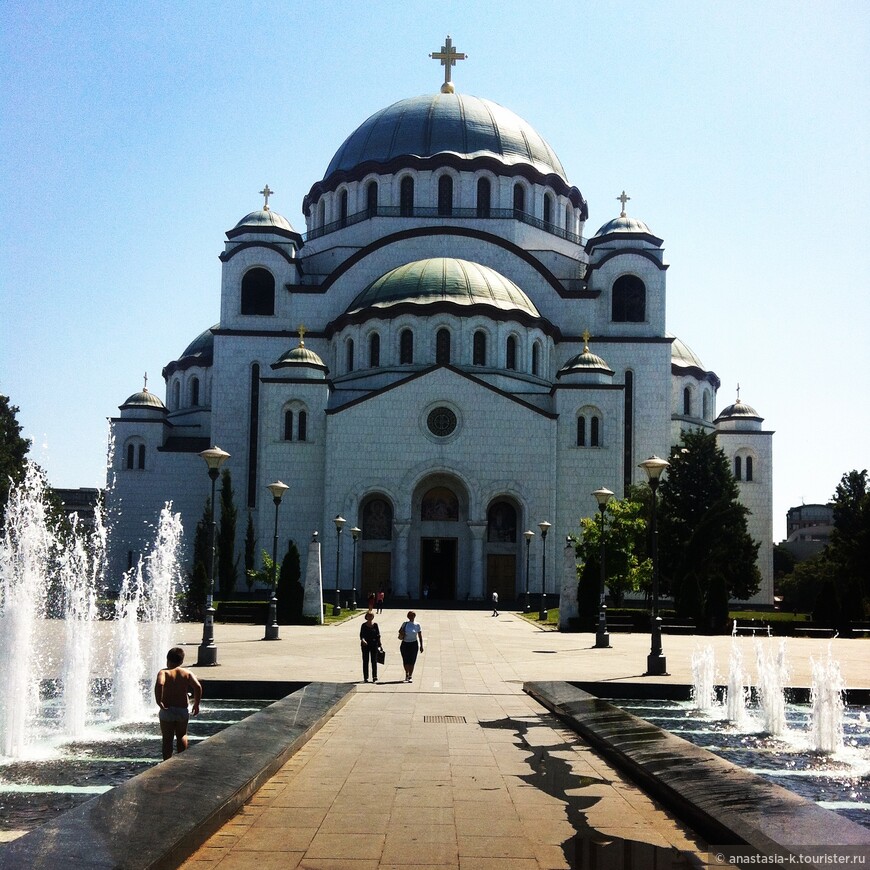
154;647;202;760
398;610;424;683
359;611;382;682
376;588;385;613
367;591;376;612
492;591;499;616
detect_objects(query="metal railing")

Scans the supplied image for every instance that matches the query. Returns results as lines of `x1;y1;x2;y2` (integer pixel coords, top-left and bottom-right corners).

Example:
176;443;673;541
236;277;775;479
303;205;585;246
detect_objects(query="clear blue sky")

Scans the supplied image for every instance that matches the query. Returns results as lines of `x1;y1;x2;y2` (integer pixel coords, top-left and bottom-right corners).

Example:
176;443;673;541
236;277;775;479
2;1;868;538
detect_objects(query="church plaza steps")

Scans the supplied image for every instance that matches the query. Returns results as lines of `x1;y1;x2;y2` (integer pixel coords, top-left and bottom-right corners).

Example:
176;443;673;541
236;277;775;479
3;612;868;868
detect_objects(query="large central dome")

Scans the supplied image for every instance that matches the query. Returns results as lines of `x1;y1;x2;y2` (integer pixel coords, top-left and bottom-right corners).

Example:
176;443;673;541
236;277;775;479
324;93;567;182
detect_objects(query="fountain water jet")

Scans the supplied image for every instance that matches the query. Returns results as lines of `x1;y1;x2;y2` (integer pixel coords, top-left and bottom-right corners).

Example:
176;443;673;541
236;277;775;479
690;646;716;712
811;648;845;754
112;561;147;722
754;635;789;737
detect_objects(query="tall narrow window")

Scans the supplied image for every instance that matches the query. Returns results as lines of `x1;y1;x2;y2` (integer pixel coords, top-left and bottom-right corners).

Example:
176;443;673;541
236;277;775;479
369;332;380;367
623;371;634;495
473;330;487;366
565;204;572;232
703;392;710;420
298;410;307;442
284;410;294;441
400;177;414;217
683;387;691;416
438;175;453;217
506;335;517;370
577;416;586;447
241;268;275;315
126;444;135;469
734;456;742;481
746;457;754;481
436;328;451;365
612;275;646;322
543;193;553;225
346;339;355;373
532;342;540;376
399;329;413;364
247;363;260;507
191;377;200;407
476;177;491;218
137;444;146;470
366;181;378;215
339;190;348;227
173;380;180;409
590;416;600;447
318;200;325;227
513;183;525;215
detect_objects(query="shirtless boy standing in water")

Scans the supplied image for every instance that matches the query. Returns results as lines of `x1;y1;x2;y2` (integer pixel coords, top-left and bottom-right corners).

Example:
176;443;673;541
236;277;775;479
154;647;202;760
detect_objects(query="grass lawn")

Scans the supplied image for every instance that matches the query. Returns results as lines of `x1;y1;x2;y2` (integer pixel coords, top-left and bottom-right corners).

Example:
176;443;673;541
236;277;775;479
517;608;560;629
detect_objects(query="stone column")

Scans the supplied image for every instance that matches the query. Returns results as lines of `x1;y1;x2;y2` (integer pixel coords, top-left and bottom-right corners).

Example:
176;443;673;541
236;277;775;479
468;521;488;600
559;538;579;630
392;520;411;597
302;531;323;623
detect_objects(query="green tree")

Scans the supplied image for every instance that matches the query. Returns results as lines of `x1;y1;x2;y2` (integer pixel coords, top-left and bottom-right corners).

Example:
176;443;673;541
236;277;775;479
574;494;651;624
217;468;238;597
658;429;760;631
244;512;256;593
185;497;213;619
826;470;870;621
0;394;31;524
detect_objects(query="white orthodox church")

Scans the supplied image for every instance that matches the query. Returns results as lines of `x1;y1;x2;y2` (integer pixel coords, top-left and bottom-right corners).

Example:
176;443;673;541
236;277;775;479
107;39;774;609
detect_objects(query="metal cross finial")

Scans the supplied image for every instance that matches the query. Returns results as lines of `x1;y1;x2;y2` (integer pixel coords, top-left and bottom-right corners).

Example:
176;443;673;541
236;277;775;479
297;323;307;346
430;35;466;93
736;382;741;402
617;190;631;217
581;329;591;351
143;372;148;391
260;185;274;210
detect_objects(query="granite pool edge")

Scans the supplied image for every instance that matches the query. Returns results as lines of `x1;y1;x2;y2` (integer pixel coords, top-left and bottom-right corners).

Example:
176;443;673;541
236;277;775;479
524;680;870;863
0;681;355;870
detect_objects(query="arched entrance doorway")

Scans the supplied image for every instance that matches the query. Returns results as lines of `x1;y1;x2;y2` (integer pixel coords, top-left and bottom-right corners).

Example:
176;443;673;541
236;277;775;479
485;498;520;602
411;475;470;601
359;494;394;598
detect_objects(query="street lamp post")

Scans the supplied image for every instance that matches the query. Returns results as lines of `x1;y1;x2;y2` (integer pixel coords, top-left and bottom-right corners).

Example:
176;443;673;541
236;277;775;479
523;529;534;613
350;527;361;611
264;481;289;641
592;487;614;649
538;521;551;621
333;515;345;615
196;446;230;666
640;455;670;676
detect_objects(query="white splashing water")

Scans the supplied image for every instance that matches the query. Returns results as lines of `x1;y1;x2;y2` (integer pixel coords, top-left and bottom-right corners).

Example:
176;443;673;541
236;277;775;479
690;646;717;712
754;637;789;736
811;648;845;754
113;561;147;721
726;634;748;726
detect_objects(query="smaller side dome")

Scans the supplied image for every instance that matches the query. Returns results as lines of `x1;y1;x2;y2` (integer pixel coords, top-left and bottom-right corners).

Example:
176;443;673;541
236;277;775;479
593;214;654;237
557;333;614;381
585;194;663;251
163;325;217;379
715;398;762;423
232;208;297;234
119;388;166;414
272;330;328;379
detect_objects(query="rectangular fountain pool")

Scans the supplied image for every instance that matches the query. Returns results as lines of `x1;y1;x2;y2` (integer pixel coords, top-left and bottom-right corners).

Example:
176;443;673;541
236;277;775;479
0;698;272;839
615;699;870;830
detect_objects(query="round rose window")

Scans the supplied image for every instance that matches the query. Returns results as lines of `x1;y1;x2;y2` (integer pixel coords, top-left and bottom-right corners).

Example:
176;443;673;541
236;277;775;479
427;407;457;437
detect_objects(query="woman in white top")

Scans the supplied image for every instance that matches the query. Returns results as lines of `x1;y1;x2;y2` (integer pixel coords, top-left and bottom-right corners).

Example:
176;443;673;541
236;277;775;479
398;610;424;683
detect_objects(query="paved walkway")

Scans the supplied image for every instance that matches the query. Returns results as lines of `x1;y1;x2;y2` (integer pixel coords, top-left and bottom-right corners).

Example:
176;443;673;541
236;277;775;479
170;610;868;869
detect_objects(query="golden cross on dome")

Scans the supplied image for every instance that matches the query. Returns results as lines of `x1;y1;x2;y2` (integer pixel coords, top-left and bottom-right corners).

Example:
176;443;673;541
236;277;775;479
581;329;591;351
260;185;274;210
297;323;307;346
617;190;630;217
430;35;466;93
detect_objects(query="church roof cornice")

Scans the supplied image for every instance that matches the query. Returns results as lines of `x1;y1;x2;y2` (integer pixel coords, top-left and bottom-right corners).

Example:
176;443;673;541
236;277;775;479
220;239;300;264
584;247;669;275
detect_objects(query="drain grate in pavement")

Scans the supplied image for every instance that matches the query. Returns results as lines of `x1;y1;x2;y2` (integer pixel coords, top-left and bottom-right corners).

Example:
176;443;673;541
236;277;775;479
423;715;468;724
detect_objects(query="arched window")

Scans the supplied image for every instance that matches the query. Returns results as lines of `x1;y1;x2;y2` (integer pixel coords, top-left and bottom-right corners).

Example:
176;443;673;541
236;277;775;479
513;183;525;215
241;268;275;316
284;410;294;441
421;486;459;521
369;332;380;367
436;328;451;365
612;275;646;323
362;497;393;540
366;181;378;215
565;204;572;232
746;456;754;481
298;410;307;442
438;175;453;217
734;456;742;480
543;193;553;225
318;200;325;227
577;416;586;447
137;444;146;470
126;443;135;469
532;342;540;376
346;339;355;373
400;176;414;217
703;392;710;420
487;501;517;542
400;329;414;364
473;330;487;366
339;190;348;227
683;387;691;416
590;416;600;447
476;177;491;218
506;336;517;370
191;377;200;407
172;380;180;409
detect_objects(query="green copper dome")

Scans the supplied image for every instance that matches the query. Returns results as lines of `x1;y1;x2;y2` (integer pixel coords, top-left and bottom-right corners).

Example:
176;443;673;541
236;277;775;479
348;258;539;317
324;93;567;181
